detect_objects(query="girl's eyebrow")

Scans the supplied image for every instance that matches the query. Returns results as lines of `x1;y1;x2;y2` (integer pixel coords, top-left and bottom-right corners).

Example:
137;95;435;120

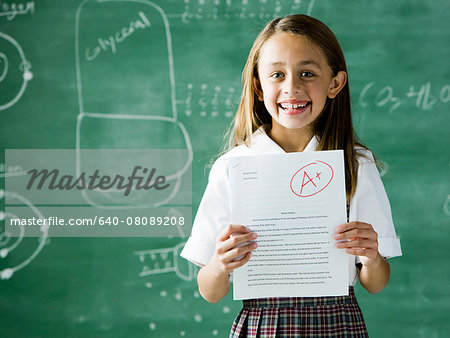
268;60;321;69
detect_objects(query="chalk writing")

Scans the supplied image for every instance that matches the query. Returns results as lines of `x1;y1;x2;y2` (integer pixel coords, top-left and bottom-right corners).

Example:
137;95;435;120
0;1;34;20
182;83;237;118
179;0;314;23
0;162;26;178
85;11;151;61
359;81;449;113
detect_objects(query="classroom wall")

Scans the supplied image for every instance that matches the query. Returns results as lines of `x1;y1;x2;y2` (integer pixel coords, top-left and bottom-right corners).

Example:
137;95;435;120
1;0;449;337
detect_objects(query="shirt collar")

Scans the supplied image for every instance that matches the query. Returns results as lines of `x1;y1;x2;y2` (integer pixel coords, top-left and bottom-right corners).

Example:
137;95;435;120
253;126;318;153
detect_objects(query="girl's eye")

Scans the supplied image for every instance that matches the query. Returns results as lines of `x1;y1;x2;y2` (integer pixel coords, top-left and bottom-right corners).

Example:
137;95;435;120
301;71;314;78
270;72;284;79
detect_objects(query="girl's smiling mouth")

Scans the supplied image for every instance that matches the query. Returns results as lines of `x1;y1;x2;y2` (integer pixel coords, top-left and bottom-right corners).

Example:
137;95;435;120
278;100;311;115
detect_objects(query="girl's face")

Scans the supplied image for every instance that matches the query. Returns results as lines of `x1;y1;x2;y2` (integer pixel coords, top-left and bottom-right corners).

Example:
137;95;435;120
254;32;346;137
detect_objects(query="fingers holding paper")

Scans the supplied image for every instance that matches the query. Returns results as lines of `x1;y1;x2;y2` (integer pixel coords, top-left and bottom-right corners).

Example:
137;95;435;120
335;221;380;265
213;224;258;273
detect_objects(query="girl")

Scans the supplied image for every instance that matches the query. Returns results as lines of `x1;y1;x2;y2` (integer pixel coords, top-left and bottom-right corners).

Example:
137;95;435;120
181;14;401;337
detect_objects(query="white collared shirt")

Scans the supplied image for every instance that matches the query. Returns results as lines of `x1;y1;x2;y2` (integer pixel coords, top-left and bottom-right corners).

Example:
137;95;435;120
180;127;402;286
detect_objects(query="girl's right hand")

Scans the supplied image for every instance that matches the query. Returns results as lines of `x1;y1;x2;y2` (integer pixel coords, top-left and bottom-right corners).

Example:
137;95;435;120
210;224;258;274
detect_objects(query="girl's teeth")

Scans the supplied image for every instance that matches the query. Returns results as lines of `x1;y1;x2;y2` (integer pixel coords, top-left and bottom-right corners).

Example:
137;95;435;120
281;103;307;109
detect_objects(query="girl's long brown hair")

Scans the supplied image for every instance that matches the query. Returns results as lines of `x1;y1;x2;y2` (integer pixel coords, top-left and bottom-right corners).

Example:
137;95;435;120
223;14;368;202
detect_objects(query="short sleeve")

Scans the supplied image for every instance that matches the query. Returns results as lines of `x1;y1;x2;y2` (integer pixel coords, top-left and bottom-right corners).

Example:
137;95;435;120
349;151;402;259
180;157;231;267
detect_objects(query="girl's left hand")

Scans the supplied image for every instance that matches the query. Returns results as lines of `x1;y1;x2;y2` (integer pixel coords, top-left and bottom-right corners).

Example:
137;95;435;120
334;221;380;267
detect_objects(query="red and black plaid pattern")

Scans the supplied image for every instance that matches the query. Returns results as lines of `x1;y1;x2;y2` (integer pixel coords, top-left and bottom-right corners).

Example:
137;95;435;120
230;287;368;337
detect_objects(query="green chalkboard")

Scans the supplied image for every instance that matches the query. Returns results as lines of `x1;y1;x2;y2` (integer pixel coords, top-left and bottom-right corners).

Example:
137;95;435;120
1;0;449;337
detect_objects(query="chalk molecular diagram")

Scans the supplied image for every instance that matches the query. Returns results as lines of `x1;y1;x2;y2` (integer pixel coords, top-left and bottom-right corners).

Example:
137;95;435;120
0;32;33;111
75;0;192;207
0;189;48;280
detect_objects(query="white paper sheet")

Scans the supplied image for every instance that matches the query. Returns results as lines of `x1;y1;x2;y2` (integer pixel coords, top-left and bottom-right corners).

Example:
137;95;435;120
229;150;348;300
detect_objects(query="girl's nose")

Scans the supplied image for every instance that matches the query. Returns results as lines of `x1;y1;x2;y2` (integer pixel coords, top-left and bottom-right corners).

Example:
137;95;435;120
283;75;301;95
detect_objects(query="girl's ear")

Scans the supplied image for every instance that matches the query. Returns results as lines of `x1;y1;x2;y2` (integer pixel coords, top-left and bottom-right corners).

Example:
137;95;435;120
253;77;264;101
327;71;347;99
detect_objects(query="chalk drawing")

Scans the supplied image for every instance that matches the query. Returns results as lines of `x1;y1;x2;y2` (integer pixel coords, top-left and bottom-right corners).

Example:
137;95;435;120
444;195;450;216
0;190;48;280
444;161;449;216
75;0;193;208
0;32;33;111
134;241;198;282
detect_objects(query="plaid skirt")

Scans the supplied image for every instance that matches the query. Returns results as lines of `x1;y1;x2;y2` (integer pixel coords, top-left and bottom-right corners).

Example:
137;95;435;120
230;287;368;337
